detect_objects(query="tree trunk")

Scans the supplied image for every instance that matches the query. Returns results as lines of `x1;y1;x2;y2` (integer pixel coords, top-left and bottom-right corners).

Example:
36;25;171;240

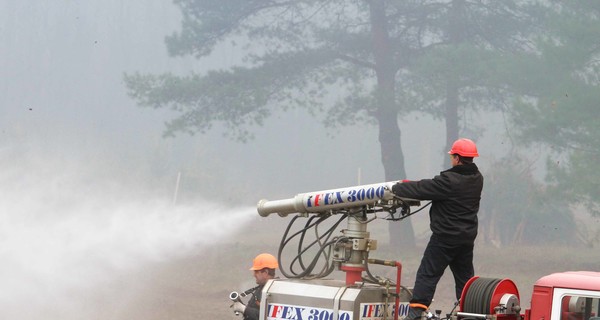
444;80;460;168
377;109;416;249
369;0;415;249
443;0;466;168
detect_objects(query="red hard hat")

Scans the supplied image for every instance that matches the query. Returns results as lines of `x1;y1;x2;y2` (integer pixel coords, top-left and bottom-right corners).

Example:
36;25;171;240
249;253;279;270
448;138;479;157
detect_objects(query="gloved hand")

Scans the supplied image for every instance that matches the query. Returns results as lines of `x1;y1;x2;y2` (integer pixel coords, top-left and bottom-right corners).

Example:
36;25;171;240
233;301;246;315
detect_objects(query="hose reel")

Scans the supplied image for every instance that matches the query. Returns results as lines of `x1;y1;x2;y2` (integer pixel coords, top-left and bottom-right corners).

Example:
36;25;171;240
460;277;521;318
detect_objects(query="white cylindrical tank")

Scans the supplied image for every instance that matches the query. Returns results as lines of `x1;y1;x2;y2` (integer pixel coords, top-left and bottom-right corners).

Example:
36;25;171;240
257;182;399;217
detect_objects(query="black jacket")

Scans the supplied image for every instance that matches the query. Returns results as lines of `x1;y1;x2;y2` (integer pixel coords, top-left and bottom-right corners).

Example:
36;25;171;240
243;285;263;320
392;163;483;245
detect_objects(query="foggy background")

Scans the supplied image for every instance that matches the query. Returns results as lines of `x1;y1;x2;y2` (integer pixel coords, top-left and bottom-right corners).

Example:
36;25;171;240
1;1;597;320
0;2;392;318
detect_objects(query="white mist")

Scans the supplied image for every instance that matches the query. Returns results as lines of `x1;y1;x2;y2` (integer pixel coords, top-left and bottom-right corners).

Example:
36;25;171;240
0;142;254;319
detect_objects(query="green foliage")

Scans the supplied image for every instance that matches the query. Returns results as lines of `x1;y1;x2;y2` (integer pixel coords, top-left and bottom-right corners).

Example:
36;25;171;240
412;44;518;119
127;0;551;134
165;0;293;58
548;151;600;216
127;0;547;145
124;49;350;141
509;1;600;215
480;155;579;246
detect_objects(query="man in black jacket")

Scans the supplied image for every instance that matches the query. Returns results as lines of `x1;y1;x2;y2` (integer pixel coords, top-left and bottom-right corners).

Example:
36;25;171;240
392;138;483;320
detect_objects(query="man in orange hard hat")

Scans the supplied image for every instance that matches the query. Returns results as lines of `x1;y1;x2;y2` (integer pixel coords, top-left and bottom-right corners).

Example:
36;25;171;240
392;138;483;320
232;253;279;320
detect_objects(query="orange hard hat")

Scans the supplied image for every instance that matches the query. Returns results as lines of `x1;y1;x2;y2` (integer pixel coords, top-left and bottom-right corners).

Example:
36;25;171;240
448;138;479;157
249;253;279;270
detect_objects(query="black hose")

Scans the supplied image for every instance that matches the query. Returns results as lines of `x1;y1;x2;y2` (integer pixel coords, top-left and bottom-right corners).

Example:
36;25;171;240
462;278;501;314
278;214;347;279
386;200;432;221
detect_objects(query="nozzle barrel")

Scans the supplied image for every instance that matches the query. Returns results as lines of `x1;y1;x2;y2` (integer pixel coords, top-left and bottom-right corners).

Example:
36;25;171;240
229;291;241;302
257;197;303;217
257;181;401;217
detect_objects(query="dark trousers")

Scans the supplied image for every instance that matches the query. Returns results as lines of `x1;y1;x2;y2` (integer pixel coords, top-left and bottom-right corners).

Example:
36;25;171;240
410;236;474;307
